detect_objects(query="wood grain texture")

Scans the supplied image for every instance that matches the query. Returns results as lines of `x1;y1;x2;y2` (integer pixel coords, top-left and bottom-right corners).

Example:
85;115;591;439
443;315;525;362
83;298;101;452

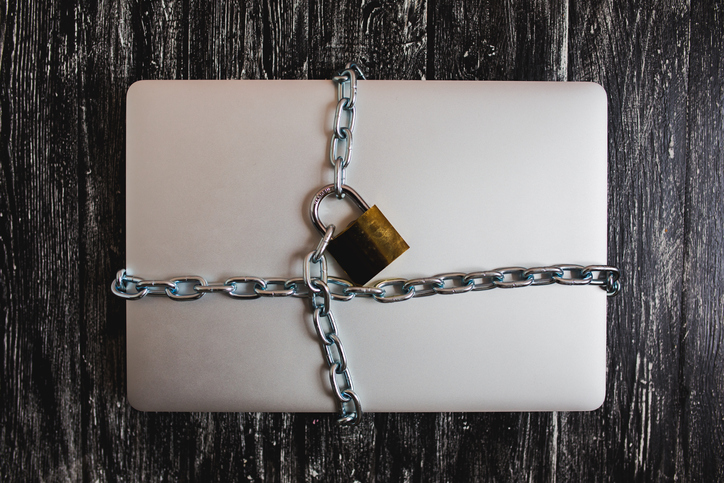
1;0;723;481
567;1;690;481
308;0;427;79
430;0;569;81
682;1;724;480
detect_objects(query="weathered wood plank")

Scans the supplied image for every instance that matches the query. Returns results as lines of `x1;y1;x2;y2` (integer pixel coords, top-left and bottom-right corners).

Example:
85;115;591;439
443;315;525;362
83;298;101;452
75;1;145;481
1;1;85;480
682;1;724;480
568;1;690;481
430;0;569;81
308;0;428;79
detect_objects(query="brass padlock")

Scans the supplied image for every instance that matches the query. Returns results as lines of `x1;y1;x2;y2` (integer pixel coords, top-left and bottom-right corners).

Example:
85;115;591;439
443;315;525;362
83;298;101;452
310;184;409;285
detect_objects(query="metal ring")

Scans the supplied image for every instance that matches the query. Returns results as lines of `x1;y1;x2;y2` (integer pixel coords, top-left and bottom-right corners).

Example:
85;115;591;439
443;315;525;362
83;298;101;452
304;251;328;294
433;273;474;294
463;271;503;291
309;279;332;316
330;126;353;170
605;276;622;296
313;307;338;345
552;265;593;285
110;276;148;299
344;62;366;80
337;413;357;425
194;282;234;294
334;68;358;108
328;277;355;302
167;276;207;300
338;389;363;426
522;267;564;286
115;269;129;287
334;156;346;199
225;277;264;299
402;277;444;297
135;279;177;296
328;363;353;402
373;279;415;303
344;286;384;297
581;265;620;286
310;184;370;236
332;99;356;143
255;278;295;297
284;277;310;298
491;267;534;288
333;100;355;140
313;225;336;262
326;334;348;373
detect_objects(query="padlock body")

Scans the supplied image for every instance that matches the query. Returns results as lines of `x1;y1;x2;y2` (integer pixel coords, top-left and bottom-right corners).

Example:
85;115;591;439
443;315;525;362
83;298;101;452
327;205;409;285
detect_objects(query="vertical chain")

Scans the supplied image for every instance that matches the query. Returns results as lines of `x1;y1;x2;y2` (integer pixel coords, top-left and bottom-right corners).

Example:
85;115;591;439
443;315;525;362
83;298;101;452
307;63;365;425
330;63;364;199
304;249;363;426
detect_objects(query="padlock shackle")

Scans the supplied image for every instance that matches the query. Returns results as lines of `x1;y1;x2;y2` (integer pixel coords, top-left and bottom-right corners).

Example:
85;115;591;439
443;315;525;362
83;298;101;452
310;184;371;235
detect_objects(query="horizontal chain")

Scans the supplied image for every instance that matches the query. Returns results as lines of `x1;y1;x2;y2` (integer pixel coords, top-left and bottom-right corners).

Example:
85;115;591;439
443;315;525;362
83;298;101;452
111;264;621;301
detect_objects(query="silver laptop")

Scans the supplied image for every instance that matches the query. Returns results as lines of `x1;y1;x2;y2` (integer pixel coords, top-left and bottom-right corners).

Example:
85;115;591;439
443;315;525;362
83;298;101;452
125;79;609;412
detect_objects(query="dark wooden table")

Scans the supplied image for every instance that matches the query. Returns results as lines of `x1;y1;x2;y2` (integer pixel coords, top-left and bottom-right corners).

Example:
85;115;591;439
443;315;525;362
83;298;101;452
2;1;722;481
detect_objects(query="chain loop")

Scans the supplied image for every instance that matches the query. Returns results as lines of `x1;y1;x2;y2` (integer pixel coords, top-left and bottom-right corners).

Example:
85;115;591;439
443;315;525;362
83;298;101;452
284;277;310;298
194;282;234;294
333;156;346;199
337;388;362;425
491;267;534;289
304;251;328;294
329;362;353;401
328;277;356;302
225;277;264;299
553;265;593;285
255;278;296;297
523;267;564;286
433;273;475;294
373;278;415;303
167;276;207;300
463;271;502;291
344;285;384;297
309;279;332;316
313;224;336;263
325;334;348;372
402;277;444;297
111;269;148;299
333;102;355;141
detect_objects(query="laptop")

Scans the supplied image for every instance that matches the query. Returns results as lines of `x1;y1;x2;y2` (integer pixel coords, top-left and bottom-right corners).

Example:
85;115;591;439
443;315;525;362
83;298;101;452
124;79;609;412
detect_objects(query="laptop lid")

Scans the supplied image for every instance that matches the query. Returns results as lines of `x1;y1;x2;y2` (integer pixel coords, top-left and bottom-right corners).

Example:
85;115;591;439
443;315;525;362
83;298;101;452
125;79;608;412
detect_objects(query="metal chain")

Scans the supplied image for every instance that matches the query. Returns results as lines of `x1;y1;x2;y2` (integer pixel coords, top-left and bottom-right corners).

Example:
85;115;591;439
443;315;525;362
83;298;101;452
303;246;363;426
111;264;621;301
329;63;365;199
306;63;364;425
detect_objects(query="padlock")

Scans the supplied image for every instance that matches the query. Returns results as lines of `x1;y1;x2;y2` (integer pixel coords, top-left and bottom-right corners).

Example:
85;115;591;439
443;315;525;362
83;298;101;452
310;184;409;285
